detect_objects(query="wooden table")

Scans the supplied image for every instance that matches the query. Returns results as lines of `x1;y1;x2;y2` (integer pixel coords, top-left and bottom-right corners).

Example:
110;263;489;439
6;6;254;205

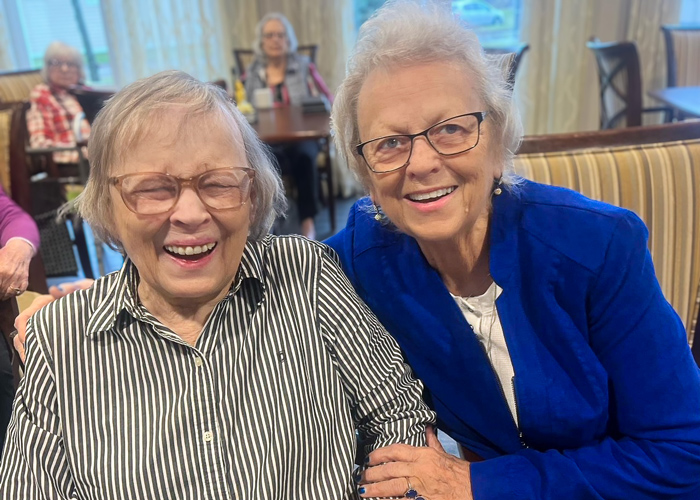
251;106;335;230
648;86;700;119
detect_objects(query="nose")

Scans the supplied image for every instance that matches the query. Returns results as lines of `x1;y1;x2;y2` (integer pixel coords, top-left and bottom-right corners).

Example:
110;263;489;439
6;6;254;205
405;135;441;178
169;187;211;227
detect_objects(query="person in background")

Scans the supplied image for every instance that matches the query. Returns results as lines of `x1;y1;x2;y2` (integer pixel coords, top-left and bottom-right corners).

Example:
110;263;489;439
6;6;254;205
244;13;332;239
0;70;434;499
0;185;39;450
27;41;90;170
326;1;700;499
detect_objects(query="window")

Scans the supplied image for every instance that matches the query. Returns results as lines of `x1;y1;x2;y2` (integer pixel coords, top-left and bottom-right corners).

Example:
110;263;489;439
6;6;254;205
3;0;113;84
353;0;522;50
680;0;700;24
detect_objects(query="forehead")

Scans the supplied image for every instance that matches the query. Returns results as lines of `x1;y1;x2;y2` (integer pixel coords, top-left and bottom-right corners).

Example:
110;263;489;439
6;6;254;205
263;19;285;33
357;61;481;137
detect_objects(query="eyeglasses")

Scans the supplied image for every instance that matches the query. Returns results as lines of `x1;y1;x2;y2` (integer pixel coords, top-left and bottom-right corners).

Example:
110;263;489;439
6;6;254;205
262;31;287;40
356;111;488;173
109;167;255;215
48;59;80;71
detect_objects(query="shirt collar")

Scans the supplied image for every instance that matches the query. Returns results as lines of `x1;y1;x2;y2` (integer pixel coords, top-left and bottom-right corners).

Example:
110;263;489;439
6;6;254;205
86;238;268;336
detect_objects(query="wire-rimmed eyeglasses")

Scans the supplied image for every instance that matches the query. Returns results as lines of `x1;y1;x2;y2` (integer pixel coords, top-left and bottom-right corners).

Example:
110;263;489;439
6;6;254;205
109;167;255;215
356;111;487;173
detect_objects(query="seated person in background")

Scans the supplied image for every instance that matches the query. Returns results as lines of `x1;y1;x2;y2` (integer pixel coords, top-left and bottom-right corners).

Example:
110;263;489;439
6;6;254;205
245;13;331;239
27;41;90;170
0;185;39;450
0;70;434;498
326;1;700;499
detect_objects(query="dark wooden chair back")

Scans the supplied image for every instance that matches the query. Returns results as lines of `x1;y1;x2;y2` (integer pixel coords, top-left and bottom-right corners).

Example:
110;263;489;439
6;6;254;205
587;38;672;129
661;25;700;88
234;45;319;80
485;43;529;89
69;86;115;124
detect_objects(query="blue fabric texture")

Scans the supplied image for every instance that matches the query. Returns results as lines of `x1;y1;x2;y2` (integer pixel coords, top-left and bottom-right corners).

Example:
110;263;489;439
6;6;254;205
325;179;700;500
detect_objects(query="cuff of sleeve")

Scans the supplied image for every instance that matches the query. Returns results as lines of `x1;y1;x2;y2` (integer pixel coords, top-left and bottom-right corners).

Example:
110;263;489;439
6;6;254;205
6;237;37;256
470;454;538;500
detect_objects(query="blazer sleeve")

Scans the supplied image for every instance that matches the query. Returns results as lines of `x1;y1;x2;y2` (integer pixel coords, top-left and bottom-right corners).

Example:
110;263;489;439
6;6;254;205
0;186;40;250
469;212;700;500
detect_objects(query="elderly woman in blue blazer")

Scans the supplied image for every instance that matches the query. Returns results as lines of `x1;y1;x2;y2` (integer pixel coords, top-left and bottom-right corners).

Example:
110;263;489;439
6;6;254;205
326;1;700;499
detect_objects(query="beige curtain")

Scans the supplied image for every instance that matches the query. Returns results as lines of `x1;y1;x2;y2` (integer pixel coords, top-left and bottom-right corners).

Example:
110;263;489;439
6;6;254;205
224;0;355;93
100;0;232;87
516;0;681;134
0;4;16;70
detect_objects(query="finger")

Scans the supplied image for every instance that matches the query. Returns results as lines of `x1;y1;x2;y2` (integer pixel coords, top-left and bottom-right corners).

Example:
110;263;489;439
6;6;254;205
360;461;412;485
13;334;25;364
358;476;412;499
14;294;55;338
367;443;423;466
50;279;94;298
426;425;445;452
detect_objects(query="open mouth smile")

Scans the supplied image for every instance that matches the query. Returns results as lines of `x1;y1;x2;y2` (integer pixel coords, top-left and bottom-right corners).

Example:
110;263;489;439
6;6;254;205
406;186;456;203
164;242;217;261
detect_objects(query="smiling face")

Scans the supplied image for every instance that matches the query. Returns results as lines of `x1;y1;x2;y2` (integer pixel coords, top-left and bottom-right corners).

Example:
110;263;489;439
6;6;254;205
109;106;252;310
47;58;81;89
261;19;289;59
357;61;502;246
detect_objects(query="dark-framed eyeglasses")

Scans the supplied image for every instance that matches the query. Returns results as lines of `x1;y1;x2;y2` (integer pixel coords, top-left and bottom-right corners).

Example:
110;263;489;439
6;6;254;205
48;59;80;71
262;31;287;40
356;111;488;174
109;167;255;215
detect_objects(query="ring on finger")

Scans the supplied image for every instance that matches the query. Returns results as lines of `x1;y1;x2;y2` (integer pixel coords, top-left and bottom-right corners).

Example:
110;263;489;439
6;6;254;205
405;478;426;499
9;286;23;296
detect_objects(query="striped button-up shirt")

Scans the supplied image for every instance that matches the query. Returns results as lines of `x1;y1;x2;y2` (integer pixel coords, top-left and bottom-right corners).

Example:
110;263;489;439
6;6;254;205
0;235;434;499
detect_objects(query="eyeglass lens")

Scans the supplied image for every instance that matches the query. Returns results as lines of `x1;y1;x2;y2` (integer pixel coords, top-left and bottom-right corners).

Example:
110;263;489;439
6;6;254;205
362;113;481;172
118;169;253;215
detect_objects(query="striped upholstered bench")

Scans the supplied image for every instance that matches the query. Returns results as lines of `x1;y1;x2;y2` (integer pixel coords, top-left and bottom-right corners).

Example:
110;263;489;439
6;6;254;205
514;122;700;363
0;69;43;104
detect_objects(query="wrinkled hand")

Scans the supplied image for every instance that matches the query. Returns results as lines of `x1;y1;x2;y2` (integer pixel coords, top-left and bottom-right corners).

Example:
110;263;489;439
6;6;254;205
359;426;473;500
0;240;34;301
13;279;94;362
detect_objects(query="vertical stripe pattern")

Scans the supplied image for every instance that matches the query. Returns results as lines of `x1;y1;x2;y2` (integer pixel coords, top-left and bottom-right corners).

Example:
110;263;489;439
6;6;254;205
0;235;435;499
514;138;700;346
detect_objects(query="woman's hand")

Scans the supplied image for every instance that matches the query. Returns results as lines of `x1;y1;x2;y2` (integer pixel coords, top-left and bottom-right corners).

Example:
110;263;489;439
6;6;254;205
0;239;34;300
359;426;473;500
13;279;94;362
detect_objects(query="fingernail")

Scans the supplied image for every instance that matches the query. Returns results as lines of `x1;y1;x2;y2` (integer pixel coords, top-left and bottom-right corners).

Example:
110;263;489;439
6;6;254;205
358;487;365;495
352;468;362;483
363;456;370;464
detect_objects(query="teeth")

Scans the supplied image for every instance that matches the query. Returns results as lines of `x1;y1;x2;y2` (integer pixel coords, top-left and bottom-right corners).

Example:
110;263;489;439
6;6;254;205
165;242;216;255
408;186;456;202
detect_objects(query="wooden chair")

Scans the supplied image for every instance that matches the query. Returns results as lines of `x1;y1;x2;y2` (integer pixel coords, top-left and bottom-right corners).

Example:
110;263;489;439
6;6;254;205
587;39;672;129
661;25;700;89
485;43;529;89
514;121;700;366
0;298;21;389
233;45;318;80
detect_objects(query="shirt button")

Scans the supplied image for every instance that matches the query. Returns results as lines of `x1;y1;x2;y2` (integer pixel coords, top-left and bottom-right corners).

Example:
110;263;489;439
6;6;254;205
194;357;203;367
204;431;213;442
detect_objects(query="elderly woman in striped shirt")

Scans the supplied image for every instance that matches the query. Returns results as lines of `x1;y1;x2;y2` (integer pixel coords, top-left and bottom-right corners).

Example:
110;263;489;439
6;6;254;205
0;70;434;499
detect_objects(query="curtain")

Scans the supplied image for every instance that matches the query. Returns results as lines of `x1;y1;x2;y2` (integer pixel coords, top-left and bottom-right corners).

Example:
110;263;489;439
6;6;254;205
515;0;682;134
100;0;232;87
0;3;16;69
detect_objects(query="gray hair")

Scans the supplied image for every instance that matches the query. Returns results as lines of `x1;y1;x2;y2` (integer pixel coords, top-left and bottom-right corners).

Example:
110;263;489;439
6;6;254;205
74;70;286;250
331;0;523;189
252;12;299;58
41;41;86;82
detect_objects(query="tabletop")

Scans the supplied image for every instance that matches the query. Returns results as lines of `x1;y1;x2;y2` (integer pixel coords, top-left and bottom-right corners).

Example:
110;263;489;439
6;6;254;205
648;86;700;118
251;106;331;143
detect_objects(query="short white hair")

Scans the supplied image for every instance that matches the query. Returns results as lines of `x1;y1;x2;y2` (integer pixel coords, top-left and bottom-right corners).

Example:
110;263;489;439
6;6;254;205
75;70;286;249
41;41;86;82
253;13;299;58
331;0;523;189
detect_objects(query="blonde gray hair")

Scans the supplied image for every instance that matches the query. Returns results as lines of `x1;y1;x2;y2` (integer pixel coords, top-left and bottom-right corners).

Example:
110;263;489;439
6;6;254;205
331;0;523;189
75;70;286;249
41;41;86;82
253;12;299;59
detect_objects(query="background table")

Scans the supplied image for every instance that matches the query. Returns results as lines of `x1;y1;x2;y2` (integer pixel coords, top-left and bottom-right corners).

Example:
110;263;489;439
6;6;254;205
252;106;335;230
648;86;700;119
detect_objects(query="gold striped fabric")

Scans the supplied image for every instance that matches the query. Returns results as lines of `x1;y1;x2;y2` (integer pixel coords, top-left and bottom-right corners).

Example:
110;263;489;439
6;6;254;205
670;30;700;87
0;108;12;193
0;71;43;103
514;138;700;346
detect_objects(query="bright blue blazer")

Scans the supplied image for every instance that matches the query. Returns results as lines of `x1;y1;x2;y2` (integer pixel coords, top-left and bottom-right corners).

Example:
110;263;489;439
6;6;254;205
325;180;700;500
